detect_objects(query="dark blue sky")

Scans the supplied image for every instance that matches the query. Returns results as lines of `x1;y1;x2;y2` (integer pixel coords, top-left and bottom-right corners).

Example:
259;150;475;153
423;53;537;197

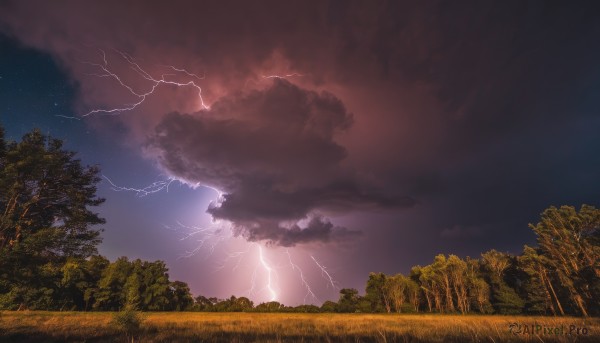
1;0;599;305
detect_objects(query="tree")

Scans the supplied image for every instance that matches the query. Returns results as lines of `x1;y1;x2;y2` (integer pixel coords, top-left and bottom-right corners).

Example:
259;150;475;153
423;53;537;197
528;205;600;316
447;255;469;314
82;255;110;310
229;296;253;312
124;272;142;310
138;260;171;311
194;295;216;311
0;128;105;310
168;281;194;311
481;250;510;280
365;273;388;312
518;246;559;315
432;255;455;313
254;301;284;312
293;304;320;313
384;274;406;313
0;128;105;255
320;300;338;312
405;277;421;312
470;277;492;314
94;257;133;311
479;250;524;314
337;288;360;313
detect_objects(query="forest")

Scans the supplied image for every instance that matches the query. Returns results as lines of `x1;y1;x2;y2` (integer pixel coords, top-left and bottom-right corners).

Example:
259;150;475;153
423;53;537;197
1;127;598;316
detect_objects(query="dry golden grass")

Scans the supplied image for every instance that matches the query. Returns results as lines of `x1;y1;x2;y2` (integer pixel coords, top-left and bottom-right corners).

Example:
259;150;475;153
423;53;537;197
0;311;598;342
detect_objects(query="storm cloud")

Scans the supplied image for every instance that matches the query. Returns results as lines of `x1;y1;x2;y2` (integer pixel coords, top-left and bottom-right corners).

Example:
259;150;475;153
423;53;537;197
148;79;413;245
1;0;599;253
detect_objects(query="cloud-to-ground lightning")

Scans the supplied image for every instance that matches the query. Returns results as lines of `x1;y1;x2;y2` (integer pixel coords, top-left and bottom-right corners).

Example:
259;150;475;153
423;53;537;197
80;48;208;117
311;255;338;290
258;245;277;301
286;249;319;304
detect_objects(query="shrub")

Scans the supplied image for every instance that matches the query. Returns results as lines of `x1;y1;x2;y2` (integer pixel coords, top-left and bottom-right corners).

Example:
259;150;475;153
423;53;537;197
112;309;144;338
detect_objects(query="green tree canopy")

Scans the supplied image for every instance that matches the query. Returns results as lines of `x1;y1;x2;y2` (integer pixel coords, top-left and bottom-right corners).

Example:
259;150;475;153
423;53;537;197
0;127;105;309
0;128;105;256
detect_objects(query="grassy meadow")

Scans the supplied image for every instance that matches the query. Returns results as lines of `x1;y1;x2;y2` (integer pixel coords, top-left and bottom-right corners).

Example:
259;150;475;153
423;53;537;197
0;311;598;342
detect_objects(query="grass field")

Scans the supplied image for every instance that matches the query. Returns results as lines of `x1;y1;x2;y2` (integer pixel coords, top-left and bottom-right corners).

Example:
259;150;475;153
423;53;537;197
0;311;598;342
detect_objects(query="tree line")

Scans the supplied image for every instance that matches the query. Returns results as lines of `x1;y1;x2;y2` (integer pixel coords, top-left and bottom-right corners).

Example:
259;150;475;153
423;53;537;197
1;126;598;315
331;212;599;317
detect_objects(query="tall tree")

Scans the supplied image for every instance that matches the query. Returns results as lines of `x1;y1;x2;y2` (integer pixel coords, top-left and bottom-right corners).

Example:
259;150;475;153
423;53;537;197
384;274;406;313
365;273;389;313
528;205;600;316
518;246;561;315
0;128;105;309
0;129;105;255
447;255;469;314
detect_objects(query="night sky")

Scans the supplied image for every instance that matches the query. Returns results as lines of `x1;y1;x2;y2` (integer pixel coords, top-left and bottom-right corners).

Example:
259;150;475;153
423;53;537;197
1;0;599;306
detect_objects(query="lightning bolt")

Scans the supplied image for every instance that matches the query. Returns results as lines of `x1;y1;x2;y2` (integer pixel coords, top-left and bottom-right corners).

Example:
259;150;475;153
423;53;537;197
246;264;259;297
311;255;338;290
258;245;277;301
261;73;304;79
81;48;208;117
160;64;205;81
103;175;175;197
216;242;255;272
169;220;229;259
286;249;319;304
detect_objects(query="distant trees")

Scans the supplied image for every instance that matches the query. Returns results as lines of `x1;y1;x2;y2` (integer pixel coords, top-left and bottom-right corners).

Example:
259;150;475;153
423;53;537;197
326;205;598;317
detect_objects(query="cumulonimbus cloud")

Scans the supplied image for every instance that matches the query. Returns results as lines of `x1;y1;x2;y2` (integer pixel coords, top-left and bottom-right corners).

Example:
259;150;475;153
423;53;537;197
148;79;414;246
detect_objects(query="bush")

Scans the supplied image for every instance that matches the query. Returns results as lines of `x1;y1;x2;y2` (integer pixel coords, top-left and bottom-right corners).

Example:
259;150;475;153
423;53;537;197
112;309;144;336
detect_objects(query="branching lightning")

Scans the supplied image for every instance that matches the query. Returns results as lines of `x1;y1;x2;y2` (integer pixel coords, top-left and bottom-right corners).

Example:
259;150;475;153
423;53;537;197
261;73;304;79
311;255;338;290
103;175;175;197
286;249;319;304
81;48;208;117
160;64;205;81
216;243;255;272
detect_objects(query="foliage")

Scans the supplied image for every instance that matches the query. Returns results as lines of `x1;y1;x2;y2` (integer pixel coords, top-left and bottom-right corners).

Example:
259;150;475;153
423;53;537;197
0;128;105;310
112;309;144;339
337;288;360;312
